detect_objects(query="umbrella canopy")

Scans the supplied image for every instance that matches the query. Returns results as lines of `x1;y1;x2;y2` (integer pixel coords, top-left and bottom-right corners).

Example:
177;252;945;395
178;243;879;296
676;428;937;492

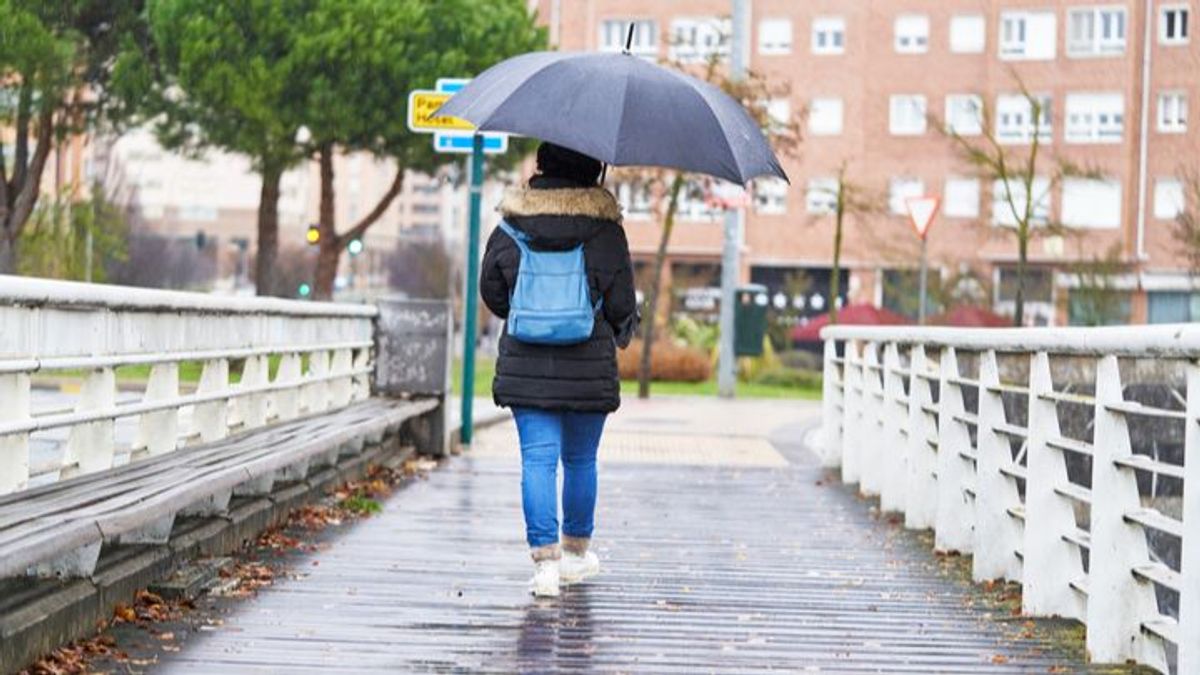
792;304;912;343
434;51;787;186
928;305;1011;327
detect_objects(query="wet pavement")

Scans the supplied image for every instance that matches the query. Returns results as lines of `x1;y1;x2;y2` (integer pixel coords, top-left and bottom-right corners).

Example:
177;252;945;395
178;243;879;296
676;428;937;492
125;397;1104;673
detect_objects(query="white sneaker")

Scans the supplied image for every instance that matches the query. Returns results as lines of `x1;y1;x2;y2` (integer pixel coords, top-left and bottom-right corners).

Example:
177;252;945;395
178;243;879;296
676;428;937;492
529;560;560;597
560;551;600;584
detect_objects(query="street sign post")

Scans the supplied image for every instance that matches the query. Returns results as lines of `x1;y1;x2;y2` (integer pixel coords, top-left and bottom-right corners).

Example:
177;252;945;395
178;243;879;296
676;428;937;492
407;78;508;445
905;196;941;325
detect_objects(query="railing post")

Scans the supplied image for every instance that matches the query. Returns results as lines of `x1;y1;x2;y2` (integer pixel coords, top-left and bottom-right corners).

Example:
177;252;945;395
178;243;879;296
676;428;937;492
351;347;371;402
62;367;116;478
306;350;331;414
905;344;937;529
821;338;843;468
0;373;31;494
840;340;863;485
1087;355;1167;669
1181;358;1200;674
330;347;353;408
1023;351;1085;619
973;349;1022;582
274;352;302;421
134;363;179;459
880;342;908;513
934;346;972;553
237;355;269;429
859;342;884;497
193;358;229;443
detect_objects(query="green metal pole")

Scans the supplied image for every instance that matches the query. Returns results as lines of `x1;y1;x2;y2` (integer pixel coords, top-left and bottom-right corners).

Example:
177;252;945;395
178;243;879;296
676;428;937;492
460;134;485;445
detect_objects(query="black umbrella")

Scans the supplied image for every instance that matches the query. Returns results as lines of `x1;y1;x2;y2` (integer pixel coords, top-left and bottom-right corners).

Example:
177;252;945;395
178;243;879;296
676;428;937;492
433;50;788;186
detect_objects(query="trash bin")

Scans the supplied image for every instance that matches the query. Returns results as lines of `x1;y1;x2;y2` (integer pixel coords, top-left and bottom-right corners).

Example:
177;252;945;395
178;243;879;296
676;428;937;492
734;284;769;357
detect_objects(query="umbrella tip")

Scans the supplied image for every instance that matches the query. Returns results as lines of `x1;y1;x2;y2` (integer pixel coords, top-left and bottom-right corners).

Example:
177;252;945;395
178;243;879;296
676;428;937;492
623;23;635;54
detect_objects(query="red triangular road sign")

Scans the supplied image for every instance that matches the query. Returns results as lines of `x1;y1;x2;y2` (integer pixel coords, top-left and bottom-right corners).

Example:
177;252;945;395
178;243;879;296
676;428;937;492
905;196;940;240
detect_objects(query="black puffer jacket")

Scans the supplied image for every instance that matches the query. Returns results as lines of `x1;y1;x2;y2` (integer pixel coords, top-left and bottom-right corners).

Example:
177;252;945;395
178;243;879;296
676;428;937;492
480;175;638;413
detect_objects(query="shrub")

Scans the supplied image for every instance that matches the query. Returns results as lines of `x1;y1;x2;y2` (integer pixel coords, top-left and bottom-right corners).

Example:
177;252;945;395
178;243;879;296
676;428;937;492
779;349;823;371
751;367;823;390
618;340;712;383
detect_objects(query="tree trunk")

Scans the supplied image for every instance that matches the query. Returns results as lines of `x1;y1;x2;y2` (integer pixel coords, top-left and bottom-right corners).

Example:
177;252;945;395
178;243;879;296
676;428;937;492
1014;231;1027;326
254;161;283;296
637;174;686;399
313;145;339;300
0;232;16;275
829;183;846;326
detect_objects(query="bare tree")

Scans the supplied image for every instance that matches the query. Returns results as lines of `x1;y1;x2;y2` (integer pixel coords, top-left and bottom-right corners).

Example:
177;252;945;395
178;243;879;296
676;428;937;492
938;76;1101;326
807;161;885;324
628;35;803;398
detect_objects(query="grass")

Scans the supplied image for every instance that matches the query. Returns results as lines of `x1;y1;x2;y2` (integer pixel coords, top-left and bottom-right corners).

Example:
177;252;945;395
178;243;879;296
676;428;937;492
454;356;821;400
37;354;301;386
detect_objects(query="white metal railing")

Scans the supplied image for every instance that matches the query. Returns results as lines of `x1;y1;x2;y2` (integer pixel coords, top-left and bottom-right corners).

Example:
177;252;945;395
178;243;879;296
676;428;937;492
821;324;1199;674
0;276;376;494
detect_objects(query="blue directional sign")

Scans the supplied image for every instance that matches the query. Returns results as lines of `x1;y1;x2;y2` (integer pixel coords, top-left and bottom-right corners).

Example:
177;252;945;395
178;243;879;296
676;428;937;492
433;78;508;155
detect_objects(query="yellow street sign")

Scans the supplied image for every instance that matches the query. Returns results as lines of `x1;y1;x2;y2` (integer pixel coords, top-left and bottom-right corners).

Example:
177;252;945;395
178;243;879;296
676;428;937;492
407;90;474;133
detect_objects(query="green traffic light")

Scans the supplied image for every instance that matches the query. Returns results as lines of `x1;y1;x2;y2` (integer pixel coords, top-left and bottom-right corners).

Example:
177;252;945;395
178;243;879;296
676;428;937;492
347;238;364;256
298;282;312;298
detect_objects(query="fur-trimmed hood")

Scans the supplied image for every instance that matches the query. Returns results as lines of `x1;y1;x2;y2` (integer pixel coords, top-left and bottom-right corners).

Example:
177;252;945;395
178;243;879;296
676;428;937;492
498;185;623;223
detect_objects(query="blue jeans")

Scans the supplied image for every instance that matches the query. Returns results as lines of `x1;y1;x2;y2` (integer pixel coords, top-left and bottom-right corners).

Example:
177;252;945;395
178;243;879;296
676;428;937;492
512;408;607;549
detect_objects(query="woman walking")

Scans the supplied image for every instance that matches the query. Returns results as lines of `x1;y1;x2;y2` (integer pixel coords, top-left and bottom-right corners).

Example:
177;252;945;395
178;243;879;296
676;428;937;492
480;142;638;597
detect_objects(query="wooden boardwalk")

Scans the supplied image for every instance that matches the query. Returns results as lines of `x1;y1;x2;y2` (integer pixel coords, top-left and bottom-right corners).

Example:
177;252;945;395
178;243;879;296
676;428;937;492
137;399;1103;673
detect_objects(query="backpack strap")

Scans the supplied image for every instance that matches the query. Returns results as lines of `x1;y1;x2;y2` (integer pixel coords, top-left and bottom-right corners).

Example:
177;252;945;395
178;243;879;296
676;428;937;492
497;221;530;253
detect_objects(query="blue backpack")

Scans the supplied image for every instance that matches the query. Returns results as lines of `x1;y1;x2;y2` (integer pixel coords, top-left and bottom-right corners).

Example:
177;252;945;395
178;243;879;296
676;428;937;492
499;221;600;345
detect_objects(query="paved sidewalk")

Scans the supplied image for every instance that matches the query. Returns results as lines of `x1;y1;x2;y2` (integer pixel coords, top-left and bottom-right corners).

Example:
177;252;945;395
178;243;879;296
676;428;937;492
142;397;1103;673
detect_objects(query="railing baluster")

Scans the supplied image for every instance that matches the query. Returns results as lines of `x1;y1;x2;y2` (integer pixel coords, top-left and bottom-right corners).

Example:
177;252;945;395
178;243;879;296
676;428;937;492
880;342;907;513
840;340;863;485
134;363;180;459
193;358;230;443
62;367;116;478
905;344;936;529
351;347;371;402
237;355;270;429
275;352;303;421
973;349;1022;581
1181;358;1200;675
1087;355;1167;669
821;338;843;468
307;350;331;414
935;346;972;553
330;348;353;408
0;373;31;494
859;342;884;497
1023;351;1085;620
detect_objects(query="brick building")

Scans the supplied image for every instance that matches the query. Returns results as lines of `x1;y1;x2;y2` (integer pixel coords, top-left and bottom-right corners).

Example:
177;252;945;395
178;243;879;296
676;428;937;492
535;0;1200;325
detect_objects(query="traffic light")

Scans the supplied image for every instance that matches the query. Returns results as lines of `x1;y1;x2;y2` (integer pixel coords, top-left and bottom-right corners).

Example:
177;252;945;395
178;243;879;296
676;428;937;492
305;225;321;245
347;238;364;256
298;282;312;298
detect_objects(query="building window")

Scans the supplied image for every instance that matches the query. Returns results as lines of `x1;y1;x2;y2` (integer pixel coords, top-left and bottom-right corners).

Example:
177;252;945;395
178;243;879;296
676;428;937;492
1067;6;1127;56
1068;289;1132;326
806;178;839;214
600;19;658;57
1065;92;1124;143
1154;178;1186;219
812;17;846;55
1158;91;1188;132
996;94;1053;144
759;18;792;55
889;177;924;215
997;266;1055;325
754;178;788;215
945;94;983;135
889;95;927;135
1160;5;1190;44
944;177;981;218
670;17;730;63
1148;291;1200;322
616;181;652;219
999;11;1057;60
894;15;930;53
992;177;1050;226
808;97;844;136
950;15;986;53
1061;178;1122;228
